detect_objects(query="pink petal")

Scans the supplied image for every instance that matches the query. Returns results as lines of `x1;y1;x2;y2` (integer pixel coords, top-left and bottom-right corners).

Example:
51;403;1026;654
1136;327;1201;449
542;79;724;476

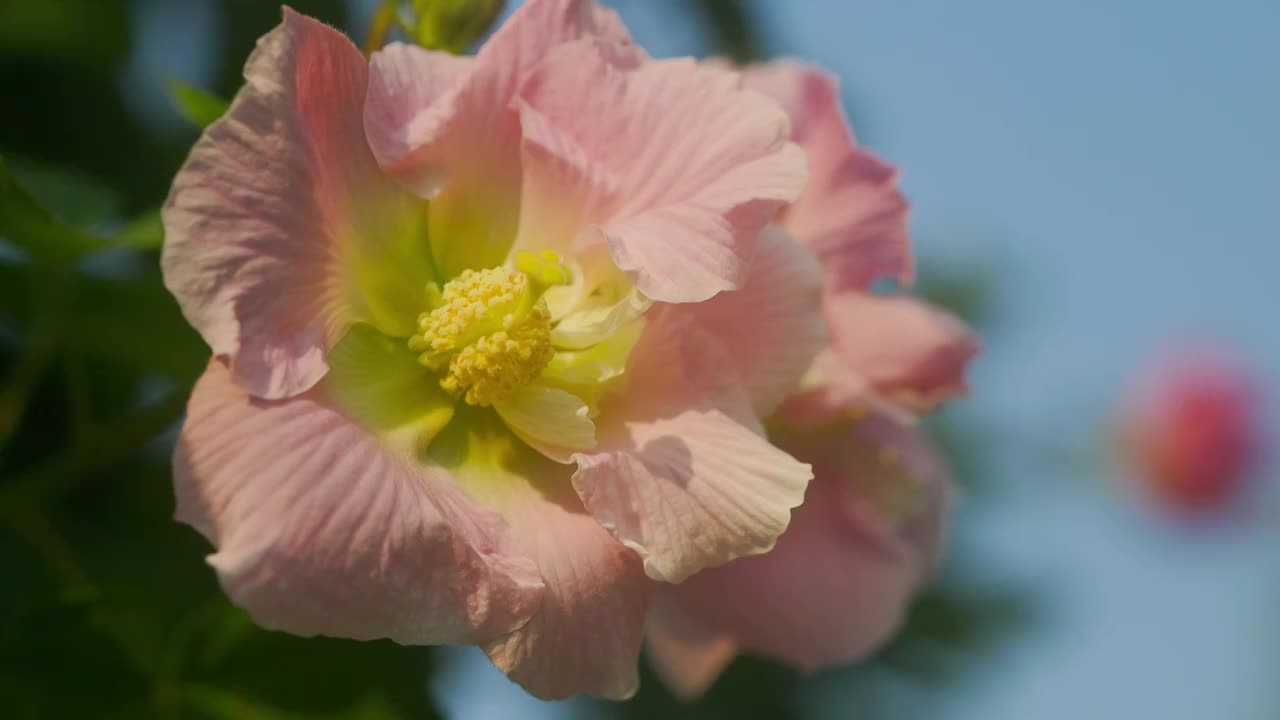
364;43;475;197
773;355;911;432
516;41;807;303
825;292;981;412
364;0;631;274
162;10;428;399
366;0;628;190
572;311;812;584
644;595;738;700
459;452;649;700
174;360;544;645
659;408;952;672
685;224;827;416
744;61;913;289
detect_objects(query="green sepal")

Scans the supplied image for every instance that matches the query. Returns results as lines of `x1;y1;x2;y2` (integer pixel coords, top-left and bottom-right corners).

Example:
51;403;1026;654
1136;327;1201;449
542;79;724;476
412;0;506;54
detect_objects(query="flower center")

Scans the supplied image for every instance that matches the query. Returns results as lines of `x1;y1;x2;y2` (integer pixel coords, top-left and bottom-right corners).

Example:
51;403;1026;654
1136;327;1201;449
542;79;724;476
410;251;571;406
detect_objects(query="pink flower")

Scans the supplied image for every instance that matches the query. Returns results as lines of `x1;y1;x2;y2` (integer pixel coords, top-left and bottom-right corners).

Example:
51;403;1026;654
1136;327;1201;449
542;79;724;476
161;2;829;700
1121;351;1262;516
644;61;980;698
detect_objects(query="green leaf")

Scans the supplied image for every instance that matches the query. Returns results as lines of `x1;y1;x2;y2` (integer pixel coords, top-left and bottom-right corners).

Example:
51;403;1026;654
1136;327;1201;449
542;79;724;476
693;0;763;63
181;686;311;720
168;80;230;130
0;0;129;63
5;156;120;228
0;155;162;258
64;268;207;383
0;261;32;342
877;581;1037;681
182;686;406;720
110;208;164;250
0;154;102;263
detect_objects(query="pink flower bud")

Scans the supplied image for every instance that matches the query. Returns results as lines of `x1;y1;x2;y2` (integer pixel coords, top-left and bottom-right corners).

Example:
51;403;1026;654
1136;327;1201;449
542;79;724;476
1122;351;1263;516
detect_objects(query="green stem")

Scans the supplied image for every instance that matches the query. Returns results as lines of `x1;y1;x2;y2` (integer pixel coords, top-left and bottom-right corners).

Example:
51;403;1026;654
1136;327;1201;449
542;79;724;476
363;0;401;57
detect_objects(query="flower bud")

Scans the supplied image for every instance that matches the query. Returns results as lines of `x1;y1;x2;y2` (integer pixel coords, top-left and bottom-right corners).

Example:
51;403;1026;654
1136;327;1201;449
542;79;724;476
412;0;506;53
364;0;505;56
1121;351;1263;516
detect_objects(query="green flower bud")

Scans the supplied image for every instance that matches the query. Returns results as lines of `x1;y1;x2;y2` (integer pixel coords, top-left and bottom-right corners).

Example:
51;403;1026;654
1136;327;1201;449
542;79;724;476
412;0;506;54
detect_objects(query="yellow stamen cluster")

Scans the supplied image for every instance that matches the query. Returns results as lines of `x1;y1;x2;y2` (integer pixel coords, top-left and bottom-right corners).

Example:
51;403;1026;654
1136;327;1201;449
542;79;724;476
410;252;570;406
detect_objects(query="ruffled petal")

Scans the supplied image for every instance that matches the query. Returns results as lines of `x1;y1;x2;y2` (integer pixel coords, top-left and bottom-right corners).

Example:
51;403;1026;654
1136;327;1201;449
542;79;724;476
162;10;431;399
515;41;807;303
173;360;544;645
430;410;648;700
659;408;952;672
365;0;630;275
825;292;981;412
744;60;912;290
685;224;826;416
482;483;650;700
572;311;812;583
773;353;912;432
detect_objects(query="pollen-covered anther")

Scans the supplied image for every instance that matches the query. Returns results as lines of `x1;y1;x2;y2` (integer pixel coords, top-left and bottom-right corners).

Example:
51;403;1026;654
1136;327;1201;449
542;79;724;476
410;255;570;406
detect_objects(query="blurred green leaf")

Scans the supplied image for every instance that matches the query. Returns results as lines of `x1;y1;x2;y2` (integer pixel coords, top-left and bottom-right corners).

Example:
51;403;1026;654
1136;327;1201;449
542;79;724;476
3;448;446;719
182;686;309;720
168;81;230;130
691;0;762;63
914;262;999;330
0;154;102;263
0;155;162;263
878;582;1036;681
110;208;164;250
0;261;32;343
5;156;121;228
0;591;152;719
0;0;129;63
207;630;441;719
65;268;206;383
183;685;407;720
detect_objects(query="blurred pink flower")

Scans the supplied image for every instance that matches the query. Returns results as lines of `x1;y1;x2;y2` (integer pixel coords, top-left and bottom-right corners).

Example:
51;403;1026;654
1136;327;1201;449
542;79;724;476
162;1;823;699
645;61;980;698
1122;351;1262;516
